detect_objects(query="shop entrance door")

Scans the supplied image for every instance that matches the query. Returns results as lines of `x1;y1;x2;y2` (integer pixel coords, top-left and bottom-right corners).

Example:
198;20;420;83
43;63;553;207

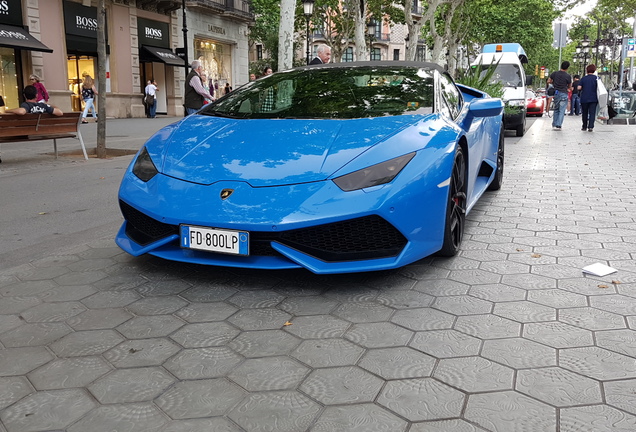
67;55;96;112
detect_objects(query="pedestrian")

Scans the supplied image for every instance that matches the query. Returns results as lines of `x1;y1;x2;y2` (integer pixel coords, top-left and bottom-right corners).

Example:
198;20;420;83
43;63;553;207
260;66;274;112
184;60;214;115
569;74;581;116
144;79;158;118
547;61;572;130
224;82;232;95
309;44;331;65
577;64;599;132
249;73;257;81
81;75;98;123
29;74;49;104
4;85;62;116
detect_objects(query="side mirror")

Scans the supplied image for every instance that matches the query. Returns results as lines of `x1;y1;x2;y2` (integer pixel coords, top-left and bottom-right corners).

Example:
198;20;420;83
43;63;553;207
469;97;504;118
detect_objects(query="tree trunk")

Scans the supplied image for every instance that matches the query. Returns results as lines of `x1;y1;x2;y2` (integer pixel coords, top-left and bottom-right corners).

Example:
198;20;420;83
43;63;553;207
278;0;295;71
354;0;368;61
96;0;107;158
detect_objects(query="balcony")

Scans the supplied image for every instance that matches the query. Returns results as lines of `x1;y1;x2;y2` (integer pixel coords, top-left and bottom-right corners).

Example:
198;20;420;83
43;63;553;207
186;0;255;23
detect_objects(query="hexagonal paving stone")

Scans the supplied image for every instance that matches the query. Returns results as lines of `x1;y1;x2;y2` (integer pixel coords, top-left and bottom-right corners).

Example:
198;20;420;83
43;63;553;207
344;322;413;348
448;268;502;285
66;402;169;432
604;379;636;416
332;302;394;323
228;329;301;358
413;279;469;296
228;391;320;432
481;338;557;368
374;289;434;310
0;389;97;432
432;295;493;315
524;321;594;348
81;290;141;309
430;256;480;271
66;258;116;272
66;307;133;331
358;347;435;380
559;277;618;296
170;322;240;348
278;296;339;315
376;378;464;422
493;301;557;323
135;279;192;296
501;273;557;290
180;285;238;302
175;302;238;323
300;366;383;405
160;418;244;432
39;285;97;302
28;356;111;390
15;265;70;281
311;403;408;432
228;308;292;331
228;356;308;391
390;308;455;331
560;347;636;380
0;347;53;377
590;294;636;315
0;280;56;297
226;289;285;308
409;419;484;432
0;323;72;348
559;307;626;331
50;329;124;357
156;379;245;420
454;314;521;339
0;315;22;335
560;405;636;432
116;315;185;339
88;367;175;403
284;315;350;339
54;269;108;286
434;356;514;393
164;347;243;380
527;289;588;308
465;391;556;431
126;296;188;315
104;338;182;368
0;377;33;411
596;329;636;357
291;338;364;367
0;296;40;314
516;367;602;407
409;329;481;358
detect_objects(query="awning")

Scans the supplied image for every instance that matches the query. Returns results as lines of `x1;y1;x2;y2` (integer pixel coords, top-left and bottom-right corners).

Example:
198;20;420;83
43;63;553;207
141;45;185;67
0;24;53;53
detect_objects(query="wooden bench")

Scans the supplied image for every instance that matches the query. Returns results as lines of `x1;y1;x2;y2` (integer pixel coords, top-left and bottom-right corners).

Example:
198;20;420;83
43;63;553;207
0;112;88;162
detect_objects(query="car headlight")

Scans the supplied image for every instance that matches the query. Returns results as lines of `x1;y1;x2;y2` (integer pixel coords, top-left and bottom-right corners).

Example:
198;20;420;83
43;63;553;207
333;152;415;192
132;147;158;182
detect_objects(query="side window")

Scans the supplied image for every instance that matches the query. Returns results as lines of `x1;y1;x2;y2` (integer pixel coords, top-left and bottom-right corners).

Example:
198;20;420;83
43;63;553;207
438;74;462;118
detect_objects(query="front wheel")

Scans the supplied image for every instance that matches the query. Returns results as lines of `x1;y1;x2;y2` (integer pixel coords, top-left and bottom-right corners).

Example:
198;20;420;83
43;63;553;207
438;147;467;257
487;125;505;191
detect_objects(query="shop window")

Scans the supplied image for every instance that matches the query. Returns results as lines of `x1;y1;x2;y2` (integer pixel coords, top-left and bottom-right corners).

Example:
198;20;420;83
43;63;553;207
0;48;19;111
195;38;232;100
67;55;96;112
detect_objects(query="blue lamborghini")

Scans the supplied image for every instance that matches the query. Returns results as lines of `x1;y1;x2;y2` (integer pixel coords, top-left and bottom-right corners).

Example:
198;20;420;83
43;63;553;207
116;62;504;274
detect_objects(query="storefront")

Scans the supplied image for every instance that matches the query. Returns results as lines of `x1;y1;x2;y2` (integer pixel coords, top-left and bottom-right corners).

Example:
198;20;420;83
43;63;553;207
63;0;110;112
0;0;52;110
137;17;184;115
193;35;233;99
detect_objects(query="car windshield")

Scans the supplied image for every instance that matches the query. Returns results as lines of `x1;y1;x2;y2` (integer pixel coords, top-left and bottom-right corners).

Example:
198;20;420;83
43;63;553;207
199;66;435;119
478;64;523;88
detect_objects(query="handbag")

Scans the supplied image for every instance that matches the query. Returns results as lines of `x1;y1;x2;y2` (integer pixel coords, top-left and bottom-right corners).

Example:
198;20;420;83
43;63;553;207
596;77;608;108
144;94;155;105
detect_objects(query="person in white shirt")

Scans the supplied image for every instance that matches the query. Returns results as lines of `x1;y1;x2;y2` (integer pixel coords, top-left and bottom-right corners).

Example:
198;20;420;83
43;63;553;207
144;80;158;118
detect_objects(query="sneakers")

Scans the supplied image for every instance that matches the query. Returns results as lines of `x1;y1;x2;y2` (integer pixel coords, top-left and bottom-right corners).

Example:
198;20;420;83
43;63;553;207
553;126;561;131
588;129;593;132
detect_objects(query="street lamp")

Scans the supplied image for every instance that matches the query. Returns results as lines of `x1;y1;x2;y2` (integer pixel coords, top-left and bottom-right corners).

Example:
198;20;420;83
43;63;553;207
303;0;314;65
367;20;376;60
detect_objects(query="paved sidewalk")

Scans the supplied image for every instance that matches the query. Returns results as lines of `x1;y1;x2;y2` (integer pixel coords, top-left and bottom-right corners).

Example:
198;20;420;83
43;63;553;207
0;115;635;432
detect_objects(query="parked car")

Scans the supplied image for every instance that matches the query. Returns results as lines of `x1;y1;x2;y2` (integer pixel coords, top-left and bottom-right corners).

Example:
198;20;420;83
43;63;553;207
116;62;504;274
526;89;545;116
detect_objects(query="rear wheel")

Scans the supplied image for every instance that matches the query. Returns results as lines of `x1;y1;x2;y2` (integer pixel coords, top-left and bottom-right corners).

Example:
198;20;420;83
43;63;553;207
487;125;505;191
438;147;467;257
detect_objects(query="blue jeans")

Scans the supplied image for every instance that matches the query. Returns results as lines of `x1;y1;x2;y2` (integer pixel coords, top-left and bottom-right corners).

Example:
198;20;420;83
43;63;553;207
149;99;157;118
581;102;598;130
551;92;568;127
186;107;199;115
569;94;581;115
82;98;96;119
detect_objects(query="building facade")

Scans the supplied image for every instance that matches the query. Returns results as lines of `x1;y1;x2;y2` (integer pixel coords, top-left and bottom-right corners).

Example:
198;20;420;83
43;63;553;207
0;0;253;118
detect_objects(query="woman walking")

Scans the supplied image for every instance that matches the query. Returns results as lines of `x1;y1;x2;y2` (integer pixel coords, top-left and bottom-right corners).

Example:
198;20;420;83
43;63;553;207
81;75;98;123
577;64;598;132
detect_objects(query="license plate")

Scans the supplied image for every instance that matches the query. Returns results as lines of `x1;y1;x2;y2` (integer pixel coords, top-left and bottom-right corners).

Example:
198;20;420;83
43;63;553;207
180;225;249;255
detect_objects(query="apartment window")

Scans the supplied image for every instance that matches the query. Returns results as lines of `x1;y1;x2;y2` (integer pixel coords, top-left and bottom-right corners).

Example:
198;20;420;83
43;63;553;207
393;49;400;61
371;48;381;61
415;46;425;62
256;45;263;60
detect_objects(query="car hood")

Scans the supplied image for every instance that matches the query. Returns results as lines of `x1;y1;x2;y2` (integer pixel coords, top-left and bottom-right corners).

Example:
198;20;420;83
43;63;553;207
159;115;421;187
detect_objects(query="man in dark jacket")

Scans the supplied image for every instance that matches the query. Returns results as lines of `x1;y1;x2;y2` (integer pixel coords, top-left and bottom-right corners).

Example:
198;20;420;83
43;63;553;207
569;74;581;116
184;60;214;115
309;44;331;65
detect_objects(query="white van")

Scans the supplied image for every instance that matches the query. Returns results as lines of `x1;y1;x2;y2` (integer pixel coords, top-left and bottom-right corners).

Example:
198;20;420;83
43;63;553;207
471;43;533;137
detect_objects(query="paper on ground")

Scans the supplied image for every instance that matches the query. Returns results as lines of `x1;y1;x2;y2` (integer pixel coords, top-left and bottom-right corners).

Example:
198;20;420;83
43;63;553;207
582;263;617;277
